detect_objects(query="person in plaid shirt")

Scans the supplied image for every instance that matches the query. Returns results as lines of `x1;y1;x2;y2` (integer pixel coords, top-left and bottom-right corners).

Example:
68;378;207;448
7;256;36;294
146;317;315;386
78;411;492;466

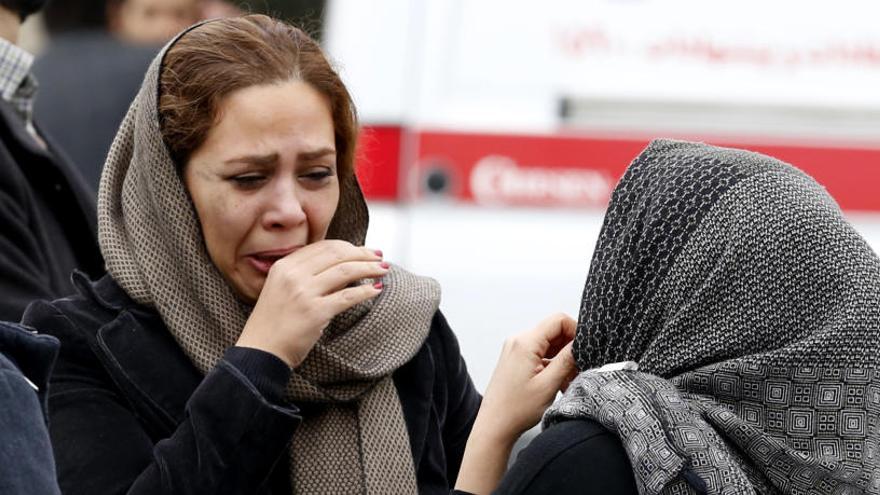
0;2;102;492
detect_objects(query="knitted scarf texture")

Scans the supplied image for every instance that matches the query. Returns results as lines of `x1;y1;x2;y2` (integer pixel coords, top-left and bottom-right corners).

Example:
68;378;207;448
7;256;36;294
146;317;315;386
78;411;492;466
545;139;880;494
97;22;439;494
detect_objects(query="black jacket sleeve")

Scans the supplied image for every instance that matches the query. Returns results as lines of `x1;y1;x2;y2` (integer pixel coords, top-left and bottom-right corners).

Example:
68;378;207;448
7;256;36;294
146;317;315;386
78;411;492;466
30;304;300;495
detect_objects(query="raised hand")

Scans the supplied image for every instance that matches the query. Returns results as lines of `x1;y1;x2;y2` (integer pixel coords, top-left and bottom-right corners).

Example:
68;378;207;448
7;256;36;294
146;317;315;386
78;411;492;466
236;240;388;367
455;313;578;494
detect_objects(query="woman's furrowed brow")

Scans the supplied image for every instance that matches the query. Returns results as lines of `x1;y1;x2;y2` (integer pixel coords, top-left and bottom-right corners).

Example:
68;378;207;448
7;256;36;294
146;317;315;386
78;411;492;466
222;148;335;166
298;148;336;161
224;152;279;166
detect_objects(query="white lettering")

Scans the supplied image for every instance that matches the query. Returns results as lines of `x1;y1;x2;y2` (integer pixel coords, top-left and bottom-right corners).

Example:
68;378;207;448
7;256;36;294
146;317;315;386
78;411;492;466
470;155;614;207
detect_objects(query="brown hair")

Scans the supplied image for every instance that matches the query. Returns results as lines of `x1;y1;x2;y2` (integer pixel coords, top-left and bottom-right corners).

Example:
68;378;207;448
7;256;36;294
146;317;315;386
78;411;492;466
158;15;358;180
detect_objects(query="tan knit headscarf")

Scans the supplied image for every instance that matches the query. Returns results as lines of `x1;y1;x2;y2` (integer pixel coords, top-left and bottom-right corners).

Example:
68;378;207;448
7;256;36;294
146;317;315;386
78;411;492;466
98;20;439;494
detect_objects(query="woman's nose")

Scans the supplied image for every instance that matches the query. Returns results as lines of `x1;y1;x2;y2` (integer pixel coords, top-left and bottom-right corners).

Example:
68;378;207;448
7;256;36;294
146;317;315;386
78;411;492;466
262;182;307;230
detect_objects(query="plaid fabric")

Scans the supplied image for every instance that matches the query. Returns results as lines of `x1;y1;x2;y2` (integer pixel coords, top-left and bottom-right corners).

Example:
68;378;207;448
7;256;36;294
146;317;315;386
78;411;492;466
0;38;38;138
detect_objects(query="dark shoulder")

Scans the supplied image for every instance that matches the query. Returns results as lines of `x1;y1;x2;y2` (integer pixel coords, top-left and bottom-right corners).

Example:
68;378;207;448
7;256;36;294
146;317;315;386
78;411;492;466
21;272;146;346
393;309;471;404
495;419;637;495
405;310;472;395
423;310;462;366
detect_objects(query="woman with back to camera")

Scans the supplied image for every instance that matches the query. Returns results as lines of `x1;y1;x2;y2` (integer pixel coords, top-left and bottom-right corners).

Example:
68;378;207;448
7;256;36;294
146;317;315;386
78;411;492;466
16;14;579;494
454;140;880;494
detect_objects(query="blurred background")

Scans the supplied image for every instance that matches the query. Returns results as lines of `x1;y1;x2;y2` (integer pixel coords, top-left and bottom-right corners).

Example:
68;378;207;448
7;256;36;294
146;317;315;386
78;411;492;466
21;0;880;391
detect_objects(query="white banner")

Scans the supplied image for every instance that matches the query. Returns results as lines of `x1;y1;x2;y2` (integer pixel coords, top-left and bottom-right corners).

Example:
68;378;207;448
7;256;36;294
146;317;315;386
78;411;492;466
450;0;880;109
327;0;880;131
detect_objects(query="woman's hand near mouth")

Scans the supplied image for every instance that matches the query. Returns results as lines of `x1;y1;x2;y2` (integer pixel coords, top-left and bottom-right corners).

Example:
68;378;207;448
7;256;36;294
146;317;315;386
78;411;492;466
235;240;389;367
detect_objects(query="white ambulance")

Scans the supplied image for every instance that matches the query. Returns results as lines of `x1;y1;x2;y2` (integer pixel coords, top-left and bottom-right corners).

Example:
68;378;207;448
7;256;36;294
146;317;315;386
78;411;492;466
323;0;880;388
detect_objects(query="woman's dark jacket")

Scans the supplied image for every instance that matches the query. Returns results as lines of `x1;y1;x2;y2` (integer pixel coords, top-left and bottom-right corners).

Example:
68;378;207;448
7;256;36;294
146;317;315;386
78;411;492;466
22;272;481;494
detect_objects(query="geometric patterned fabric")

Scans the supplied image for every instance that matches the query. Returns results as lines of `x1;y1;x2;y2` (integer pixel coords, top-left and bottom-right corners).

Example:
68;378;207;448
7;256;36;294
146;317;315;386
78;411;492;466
544;140;880;494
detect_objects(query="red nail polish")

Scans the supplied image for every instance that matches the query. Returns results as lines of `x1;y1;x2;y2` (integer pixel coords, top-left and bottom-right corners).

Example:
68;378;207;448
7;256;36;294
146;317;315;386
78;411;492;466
373;282;384;290
374;249;383;257
380;261;390;269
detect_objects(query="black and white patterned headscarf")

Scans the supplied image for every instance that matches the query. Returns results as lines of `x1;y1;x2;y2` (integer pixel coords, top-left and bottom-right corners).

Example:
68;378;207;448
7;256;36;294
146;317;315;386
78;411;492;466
544;139;880;494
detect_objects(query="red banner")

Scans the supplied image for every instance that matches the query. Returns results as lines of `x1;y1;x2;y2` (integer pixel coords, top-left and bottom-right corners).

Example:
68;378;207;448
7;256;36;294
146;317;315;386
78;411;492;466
356;127;880;212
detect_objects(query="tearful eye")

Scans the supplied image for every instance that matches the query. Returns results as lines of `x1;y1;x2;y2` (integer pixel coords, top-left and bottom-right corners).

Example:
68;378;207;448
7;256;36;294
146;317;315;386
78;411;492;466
301;168;334;183
230;175;266;189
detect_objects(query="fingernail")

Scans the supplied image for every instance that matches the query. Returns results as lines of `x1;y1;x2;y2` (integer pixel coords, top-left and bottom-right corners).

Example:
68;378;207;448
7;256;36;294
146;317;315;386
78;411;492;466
373;281;384;290
380;261;390;269
374;249;383;257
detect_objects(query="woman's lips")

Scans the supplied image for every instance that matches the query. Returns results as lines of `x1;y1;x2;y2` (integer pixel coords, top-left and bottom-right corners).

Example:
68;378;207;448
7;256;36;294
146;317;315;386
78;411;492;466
246;255;277;275
245;246;302;275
